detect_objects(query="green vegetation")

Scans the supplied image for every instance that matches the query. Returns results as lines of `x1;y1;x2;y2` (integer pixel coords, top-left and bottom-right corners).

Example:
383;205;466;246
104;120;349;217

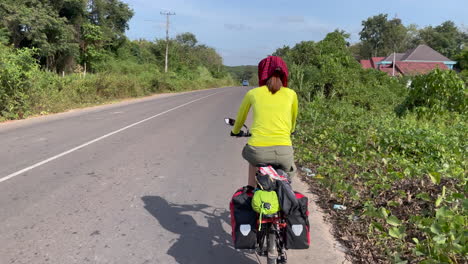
0;0;134;73
455;47;468;82
358;14;408;58
351;14;468;67
277;30;467;263
397;69;467;117
0;1;233;121
225;65;258;86
1;5;466;262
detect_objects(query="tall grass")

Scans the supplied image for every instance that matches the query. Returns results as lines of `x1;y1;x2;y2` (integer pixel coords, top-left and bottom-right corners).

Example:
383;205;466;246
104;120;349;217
0;48;235;121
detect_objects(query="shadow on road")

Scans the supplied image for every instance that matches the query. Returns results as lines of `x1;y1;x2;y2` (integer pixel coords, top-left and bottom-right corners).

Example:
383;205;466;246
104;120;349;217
141;196;257;264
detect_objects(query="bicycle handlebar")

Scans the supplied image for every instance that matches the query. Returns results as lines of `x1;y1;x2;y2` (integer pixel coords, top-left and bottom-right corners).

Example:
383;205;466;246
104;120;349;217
240;132;252;137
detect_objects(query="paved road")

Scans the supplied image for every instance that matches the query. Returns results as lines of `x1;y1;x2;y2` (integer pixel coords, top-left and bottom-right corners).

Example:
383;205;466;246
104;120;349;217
0;87;347;264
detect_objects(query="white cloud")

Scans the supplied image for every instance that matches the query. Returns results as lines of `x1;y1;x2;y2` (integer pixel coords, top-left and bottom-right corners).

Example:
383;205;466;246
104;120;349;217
224;24;253;31
280;16;306;24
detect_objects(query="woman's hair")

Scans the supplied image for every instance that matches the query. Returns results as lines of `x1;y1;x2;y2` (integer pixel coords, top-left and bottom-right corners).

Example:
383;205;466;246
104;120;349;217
266;68;283;94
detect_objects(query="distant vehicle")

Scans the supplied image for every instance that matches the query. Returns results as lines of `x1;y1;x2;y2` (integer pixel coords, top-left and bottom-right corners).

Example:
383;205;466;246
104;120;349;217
242;80;249;86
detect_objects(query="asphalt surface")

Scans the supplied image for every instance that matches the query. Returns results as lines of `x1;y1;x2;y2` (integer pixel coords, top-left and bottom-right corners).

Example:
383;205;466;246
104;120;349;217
0;87;347;264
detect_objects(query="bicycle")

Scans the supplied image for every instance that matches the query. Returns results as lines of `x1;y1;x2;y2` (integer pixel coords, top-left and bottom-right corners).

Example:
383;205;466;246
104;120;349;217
256;213;288;264
225;118;290;264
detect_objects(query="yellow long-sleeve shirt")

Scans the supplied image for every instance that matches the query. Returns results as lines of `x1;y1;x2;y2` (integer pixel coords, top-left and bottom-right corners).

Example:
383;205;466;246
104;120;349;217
232;86;298;146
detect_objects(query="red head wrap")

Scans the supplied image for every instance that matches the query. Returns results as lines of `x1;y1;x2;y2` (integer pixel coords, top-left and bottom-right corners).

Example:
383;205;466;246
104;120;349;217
258;56;288;87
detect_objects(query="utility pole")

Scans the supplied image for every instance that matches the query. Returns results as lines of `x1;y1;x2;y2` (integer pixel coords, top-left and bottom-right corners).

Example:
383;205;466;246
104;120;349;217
160;11;175;73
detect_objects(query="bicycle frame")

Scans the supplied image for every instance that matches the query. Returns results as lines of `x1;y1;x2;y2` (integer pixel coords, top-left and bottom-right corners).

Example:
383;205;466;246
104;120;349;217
225;117;291;263
257;215;288;263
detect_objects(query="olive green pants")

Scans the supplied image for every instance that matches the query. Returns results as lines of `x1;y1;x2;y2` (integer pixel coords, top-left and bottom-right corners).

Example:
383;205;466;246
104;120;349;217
242;144;296;179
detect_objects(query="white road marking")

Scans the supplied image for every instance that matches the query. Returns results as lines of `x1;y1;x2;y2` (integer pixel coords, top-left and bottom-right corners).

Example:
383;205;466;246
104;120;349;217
0;92;223;184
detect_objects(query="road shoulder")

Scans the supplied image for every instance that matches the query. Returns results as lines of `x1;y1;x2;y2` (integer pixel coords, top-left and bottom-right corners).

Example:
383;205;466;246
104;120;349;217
292;174;350;264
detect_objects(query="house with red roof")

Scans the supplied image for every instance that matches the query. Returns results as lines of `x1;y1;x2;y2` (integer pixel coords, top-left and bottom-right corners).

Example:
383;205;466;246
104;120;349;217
360;57;385;69
359;45;456;76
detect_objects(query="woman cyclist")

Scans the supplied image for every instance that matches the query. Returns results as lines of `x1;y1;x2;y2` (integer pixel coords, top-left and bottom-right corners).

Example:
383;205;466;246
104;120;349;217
231;56;298;187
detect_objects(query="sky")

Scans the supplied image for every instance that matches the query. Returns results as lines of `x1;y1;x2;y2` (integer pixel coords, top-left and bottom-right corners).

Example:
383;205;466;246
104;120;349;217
122;0;468;66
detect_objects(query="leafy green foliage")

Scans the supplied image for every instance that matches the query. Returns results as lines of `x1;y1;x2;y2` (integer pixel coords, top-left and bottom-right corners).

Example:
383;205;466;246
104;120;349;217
294;97;466;263
416;21;468;59
0;30;234;120
0;45;38;119
454;47;468;71
359;14;408;57
80;23;108;71
0;0;133;72
276;32;371;102
175;32;198;47
1;0;80;72
0;27;10;45
398;69;467;116
352;14;467;60
225;65;258;85
284;30;467;263
126;33;227;78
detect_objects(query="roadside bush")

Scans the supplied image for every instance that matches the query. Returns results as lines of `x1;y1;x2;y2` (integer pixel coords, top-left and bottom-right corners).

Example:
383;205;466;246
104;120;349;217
398;69;467;117
458;70;468;85
285;31;467;263
284;31;409;111
0;29;234;121
294;98;466;263
285;32;365;102
1;46;234;120
0;45;38;119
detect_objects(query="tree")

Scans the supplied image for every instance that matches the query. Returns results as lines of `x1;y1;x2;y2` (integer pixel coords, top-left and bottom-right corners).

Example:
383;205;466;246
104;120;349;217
0;0;79;72
333;29;351;46
81;22;106;71
383;17;407;53
49;0;87;25
359;14;388;57
87;0;134;51
194;44;223;75
279;32;362;101
454;47;468;70
0;0;133;72
176;32;198;47
403;24;420;50
146;33;226;77
348;42;373;60
417;21;467;59
287;41;318;65
272;45;291;58
225;66;257;82
171;33;200;72
359;14;407;58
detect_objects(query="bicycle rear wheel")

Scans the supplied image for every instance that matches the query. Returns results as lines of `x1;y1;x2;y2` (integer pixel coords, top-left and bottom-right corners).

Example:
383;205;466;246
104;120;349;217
267;232;278;264
267;257;277;264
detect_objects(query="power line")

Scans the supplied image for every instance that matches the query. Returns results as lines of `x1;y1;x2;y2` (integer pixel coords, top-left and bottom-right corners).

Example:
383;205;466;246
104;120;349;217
160;11;176;73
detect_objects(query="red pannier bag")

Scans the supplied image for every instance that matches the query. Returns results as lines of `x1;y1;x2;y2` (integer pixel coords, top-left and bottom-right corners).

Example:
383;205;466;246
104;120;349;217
285;191;310;249
230;186;257;249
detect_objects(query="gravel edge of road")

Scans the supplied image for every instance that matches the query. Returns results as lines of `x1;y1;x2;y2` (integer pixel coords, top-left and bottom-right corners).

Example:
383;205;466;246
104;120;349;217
293;173;351;264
